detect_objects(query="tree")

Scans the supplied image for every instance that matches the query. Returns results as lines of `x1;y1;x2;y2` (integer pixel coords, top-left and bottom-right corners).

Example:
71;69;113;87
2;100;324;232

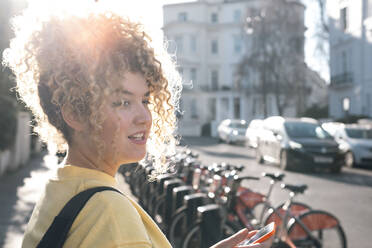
237;0;309;117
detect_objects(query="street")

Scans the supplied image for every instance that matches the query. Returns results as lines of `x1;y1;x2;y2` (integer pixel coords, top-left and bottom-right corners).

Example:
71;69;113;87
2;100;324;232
181;136;372;248
1;137;371;247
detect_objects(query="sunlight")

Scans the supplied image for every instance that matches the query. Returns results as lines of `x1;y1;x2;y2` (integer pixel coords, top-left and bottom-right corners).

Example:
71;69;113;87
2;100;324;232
26;0;165;46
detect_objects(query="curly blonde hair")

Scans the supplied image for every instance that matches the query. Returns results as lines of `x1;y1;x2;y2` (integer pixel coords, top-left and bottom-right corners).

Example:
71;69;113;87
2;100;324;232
3;3;182;175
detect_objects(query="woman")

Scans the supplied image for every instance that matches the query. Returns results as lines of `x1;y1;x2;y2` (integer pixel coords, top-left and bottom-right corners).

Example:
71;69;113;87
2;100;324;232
3;2;272;248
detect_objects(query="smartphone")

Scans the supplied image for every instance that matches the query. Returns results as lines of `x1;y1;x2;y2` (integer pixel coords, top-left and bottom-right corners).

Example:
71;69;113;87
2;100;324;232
237;222;276;247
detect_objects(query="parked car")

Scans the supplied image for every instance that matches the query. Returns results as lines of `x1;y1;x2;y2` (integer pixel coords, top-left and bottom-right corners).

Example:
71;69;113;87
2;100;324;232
322;122;372;168
217;119;248;145
245;119;263;148
256;116;346;172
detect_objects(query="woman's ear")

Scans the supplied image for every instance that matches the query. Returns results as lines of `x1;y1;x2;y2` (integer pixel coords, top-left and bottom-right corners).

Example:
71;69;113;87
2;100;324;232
61;105;85;132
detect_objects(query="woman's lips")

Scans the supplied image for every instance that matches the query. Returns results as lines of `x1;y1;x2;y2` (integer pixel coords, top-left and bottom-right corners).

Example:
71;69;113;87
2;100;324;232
128;132;147;145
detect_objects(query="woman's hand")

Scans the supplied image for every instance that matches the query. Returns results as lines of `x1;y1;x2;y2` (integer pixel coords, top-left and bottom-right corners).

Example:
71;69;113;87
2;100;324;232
210;228;273;248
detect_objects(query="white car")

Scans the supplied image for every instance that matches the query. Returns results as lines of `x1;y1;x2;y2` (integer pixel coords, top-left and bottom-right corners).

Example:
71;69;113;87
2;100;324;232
217;119;248;144
245;119;263;148
322;122;372;168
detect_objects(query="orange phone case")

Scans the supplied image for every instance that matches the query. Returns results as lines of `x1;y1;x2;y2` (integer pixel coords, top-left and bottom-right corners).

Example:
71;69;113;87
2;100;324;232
251;222;276;244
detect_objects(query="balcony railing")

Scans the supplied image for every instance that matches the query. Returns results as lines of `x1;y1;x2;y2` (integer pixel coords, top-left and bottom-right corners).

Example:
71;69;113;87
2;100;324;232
330;72;353;87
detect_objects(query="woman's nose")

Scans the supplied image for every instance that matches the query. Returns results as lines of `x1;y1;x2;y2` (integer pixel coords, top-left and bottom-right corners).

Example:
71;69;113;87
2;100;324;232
135;104;152;126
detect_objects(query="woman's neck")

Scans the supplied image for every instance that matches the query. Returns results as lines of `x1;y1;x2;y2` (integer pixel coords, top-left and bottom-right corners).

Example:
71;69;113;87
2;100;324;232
65;145;118;177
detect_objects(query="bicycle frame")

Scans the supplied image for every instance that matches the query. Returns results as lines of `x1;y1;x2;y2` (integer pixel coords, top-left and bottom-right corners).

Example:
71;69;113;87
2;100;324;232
272;193;322;248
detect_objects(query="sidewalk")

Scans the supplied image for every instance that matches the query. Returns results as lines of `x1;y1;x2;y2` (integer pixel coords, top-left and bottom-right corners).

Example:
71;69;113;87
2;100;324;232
0;152;135;248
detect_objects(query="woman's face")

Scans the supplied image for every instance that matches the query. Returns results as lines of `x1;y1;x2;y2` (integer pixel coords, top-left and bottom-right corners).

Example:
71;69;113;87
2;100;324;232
100;72;152;165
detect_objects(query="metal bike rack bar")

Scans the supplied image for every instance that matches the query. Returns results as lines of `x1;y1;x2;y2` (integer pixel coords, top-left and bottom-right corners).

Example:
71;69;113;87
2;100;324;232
197;204;222;248
184;193;208;228
164;179;184;227
172;185;193;211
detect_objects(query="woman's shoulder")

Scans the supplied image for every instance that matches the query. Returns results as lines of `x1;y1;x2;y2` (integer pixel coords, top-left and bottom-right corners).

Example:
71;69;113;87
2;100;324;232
86;189;141;219
67;189;152;247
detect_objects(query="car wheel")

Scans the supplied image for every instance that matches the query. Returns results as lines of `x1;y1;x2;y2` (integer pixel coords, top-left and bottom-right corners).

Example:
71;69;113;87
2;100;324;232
330;166;342;173
280;150;291;171
345;151;354;168
256;147;264;164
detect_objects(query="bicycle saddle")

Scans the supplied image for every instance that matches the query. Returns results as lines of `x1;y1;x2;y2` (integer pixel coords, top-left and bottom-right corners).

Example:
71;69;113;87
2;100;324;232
262;172;285;181
281;183;308;194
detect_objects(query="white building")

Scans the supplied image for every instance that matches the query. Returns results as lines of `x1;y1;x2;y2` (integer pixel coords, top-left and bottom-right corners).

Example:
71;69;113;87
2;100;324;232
328;0;372;118
163;0;307;136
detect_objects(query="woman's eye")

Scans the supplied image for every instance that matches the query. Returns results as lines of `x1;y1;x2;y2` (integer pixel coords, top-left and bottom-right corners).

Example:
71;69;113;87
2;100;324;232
113;99;130;107
143;99;150;105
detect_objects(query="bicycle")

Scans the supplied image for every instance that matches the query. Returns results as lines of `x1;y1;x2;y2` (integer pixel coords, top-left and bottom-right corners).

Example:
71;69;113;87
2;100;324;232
264;183;347;248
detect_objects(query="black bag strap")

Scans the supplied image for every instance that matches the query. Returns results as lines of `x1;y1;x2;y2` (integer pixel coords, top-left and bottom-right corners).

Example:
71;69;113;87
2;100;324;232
37;186;123;248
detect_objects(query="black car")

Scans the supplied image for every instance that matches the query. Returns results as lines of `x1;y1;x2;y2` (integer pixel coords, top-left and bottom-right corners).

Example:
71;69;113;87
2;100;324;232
256;116;346;172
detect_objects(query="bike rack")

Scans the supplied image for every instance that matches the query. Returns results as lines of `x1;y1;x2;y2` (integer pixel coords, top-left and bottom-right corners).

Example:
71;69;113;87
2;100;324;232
197;204;222;248
184;193;208;228
163;179;184;227
172;185;194;213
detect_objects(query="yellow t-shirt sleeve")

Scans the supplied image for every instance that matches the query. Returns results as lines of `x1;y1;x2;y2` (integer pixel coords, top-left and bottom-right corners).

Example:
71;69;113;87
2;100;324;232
64;190;152;248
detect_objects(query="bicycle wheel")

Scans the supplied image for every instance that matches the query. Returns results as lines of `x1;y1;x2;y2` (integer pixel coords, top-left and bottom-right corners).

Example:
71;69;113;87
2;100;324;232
287;210;347;248
182;224;202;248
168;209;188;247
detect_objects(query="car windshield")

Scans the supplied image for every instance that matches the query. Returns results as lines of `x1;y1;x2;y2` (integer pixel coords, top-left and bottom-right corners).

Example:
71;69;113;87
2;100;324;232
345;128;372;139
284;122;332;139
230;122;248;129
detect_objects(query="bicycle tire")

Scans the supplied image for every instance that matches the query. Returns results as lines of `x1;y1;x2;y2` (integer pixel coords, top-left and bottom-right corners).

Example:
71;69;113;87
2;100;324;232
168;209;188;247
181;224;202;248
287;209;347;248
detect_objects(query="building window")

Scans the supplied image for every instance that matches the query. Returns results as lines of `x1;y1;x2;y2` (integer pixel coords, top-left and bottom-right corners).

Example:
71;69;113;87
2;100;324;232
233;35;242;53
211;12;218;23
208;98;216;121
190;68;197;85
178;12;188;22
233;9;241;22
190;35;197;53
211;39;218;54
341;51;347;74
340;7;348;31
175;35;183;53
211;70;219;90
191;99;198;119
221;98;229;119
234;97;240;119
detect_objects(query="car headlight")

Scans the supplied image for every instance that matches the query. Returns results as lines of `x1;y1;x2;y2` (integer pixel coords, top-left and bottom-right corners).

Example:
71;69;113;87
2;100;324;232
289;141;303;150
232;130;238;136
338;143;349;152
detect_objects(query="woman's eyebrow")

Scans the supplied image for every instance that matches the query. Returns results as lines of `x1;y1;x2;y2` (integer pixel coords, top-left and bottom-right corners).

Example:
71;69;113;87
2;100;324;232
115;89;150;97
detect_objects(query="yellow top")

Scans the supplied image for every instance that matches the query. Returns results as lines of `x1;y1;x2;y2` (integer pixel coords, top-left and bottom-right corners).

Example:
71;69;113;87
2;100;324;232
22;165;171;248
